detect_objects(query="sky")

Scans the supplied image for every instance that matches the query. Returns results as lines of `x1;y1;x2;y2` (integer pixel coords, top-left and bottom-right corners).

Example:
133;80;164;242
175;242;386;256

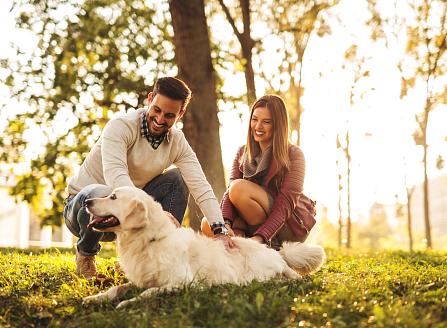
1;0;447;226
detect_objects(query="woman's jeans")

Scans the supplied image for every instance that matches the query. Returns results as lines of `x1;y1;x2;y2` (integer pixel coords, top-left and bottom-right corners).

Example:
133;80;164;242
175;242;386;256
63;168;189;256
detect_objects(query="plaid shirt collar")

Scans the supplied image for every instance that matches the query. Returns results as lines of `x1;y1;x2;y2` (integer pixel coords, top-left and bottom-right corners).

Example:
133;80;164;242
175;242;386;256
140;110;170;149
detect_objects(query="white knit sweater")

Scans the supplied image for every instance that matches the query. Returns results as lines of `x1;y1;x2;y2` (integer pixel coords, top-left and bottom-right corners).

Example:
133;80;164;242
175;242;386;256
67;108;224;224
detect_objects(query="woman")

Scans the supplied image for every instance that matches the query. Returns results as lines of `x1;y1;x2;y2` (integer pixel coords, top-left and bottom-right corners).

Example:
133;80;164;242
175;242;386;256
202;94;307;248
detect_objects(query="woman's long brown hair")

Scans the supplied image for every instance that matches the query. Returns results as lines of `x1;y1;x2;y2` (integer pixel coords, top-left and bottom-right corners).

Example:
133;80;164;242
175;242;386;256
245;94;290;172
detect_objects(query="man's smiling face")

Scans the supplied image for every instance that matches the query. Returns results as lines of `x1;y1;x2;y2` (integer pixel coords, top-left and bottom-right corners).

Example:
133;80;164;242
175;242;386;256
146;92;185;136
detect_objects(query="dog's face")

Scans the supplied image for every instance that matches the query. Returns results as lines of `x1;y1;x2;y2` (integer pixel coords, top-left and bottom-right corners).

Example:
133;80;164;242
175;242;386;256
86;187;149;232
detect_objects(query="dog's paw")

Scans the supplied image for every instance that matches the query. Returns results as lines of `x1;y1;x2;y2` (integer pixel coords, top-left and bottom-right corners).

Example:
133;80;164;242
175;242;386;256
83;292;109;305
82;295;100;305
116;298;135;309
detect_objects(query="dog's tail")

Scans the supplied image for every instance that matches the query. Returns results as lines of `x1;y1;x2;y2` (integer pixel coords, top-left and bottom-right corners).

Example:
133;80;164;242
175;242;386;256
279;242;326;276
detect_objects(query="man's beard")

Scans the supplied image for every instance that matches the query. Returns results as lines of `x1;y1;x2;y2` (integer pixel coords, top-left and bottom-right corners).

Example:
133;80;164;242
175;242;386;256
148;117;168;136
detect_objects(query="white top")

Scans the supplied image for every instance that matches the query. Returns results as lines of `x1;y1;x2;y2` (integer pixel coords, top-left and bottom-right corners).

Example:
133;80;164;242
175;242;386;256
67;108;224;224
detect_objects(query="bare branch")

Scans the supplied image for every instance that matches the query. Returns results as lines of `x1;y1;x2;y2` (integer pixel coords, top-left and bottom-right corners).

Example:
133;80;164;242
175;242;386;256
216;0;242;42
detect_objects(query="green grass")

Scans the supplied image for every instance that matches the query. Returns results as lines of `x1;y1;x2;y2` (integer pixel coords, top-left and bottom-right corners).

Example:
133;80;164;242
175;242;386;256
0;248;446;328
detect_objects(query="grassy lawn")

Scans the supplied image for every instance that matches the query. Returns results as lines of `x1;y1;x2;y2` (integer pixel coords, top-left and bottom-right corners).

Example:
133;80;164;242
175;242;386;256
0;247;446;328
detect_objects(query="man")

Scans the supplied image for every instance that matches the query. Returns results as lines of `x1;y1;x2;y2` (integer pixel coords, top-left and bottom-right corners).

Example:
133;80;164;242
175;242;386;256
64;77;235;280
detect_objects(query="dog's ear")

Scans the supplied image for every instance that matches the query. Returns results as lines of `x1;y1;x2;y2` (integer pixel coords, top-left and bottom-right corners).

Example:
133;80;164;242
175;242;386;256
125;199;147;230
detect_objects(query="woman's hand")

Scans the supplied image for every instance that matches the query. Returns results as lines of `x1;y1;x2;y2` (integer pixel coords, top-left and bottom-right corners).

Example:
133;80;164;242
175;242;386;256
225;224;235;237
214;234;238;250
250;235;264;244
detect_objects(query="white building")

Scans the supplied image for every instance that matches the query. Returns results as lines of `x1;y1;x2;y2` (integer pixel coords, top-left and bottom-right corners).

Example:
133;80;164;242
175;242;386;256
0;173;74;248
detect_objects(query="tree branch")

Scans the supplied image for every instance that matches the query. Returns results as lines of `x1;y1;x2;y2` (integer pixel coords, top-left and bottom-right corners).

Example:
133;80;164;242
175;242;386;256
217;0;243;42
240;0;250;38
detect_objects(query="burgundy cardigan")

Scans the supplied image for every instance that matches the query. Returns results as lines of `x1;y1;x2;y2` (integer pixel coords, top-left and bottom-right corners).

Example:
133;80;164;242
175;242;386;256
221;144;305;242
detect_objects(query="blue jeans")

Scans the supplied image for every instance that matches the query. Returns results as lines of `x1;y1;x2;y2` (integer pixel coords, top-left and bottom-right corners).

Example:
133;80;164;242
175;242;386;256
63;168;189;256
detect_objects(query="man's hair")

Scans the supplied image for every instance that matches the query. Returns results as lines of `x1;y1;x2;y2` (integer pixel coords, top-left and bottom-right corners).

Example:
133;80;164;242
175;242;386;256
153;77;192;109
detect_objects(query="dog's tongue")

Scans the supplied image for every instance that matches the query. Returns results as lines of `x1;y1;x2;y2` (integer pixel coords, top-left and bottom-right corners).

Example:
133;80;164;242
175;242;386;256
87;216;106;229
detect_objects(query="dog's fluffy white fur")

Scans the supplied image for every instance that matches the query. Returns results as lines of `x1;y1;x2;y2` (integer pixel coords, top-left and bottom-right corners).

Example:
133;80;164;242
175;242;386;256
83;186;325;308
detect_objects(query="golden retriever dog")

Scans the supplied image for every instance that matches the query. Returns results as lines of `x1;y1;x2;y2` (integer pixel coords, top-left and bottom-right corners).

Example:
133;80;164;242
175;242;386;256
82;186;325;309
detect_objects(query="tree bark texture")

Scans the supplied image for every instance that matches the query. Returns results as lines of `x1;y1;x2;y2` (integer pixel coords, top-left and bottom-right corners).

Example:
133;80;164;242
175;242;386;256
346;130;352;249
420;97;432;249
406;186;414;252
422;139;432;249
240;0;256;105
337;164;343;249
169;0;226;230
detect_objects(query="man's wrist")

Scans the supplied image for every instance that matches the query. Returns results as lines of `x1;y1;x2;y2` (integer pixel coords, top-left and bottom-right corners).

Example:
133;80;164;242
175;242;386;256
210;222;229;236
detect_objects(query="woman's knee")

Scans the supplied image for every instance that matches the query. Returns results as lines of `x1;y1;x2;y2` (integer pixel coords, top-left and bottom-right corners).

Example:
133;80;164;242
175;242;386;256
228;179;247;202
229;179;271;217
229;179;266;204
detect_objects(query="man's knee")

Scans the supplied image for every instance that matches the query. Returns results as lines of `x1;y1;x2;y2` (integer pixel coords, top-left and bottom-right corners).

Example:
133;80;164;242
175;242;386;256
77;184;113;206
165;169;187;192
82;184;113;199
65;184;112;231
164;168;183;183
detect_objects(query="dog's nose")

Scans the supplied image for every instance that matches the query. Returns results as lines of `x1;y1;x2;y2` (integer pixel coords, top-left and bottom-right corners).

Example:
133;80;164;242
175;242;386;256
84;199;92;207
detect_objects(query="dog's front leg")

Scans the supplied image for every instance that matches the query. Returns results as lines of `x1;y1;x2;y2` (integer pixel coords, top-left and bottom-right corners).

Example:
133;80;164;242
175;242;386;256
116;285;173;309
83;282;134;305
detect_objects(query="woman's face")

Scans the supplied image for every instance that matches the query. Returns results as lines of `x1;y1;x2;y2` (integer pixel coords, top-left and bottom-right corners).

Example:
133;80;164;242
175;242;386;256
250;106;273;147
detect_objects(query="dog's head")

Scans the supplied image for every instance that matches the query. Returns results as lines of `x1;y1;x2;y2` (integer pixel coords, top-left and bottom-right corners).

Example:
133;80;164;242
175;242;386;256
85;186;151;232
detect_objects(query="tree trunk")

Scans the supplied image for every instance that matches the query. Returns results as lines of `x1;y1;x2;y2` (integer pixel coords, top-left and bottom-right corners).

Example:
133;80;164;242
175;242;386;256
284;60;303;147
241;40;256;105
168;0;226;230
336;134;344;248
337;166;343;248
422;139;432;249
293;76;303;146
421;96;433;249
240;0;256;105
406;186;414;252
291;42;306;146
346;130;352;249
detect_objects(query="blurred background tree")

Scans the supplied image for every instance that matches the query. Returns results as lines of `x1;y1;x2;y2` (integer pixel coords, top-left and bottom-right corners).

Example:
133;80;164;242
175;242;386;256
267;0;338;146
0;0;338;227
217;0;257;105
209;0;338;142
1;0;175;225
368;0;447;249
1;0;446;251
403;0;447;249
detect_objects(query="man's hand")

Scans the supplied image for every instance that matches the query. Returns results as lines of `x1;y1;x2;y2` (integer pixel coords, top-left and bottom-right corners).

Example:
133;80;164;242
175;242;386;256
164;211;181;228
214;234;238;250
250;235;264;244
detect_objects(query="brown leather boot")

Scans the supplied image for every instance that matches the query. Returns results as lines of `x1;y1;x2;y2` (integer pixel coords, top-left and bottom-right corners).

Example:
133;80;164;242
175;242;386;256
76;251;98;280
76;251;115;287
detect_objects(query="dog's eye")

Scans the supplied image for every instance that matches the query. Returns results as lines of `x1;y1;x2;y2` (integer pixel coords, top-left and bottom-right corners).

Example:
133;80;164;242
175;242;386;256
110;193;117;200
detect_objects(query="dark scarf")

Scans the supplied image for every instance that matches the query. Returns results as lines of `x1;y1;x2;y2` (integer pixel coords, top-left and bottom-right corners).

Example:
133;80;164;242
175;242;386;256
242;143;272;183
